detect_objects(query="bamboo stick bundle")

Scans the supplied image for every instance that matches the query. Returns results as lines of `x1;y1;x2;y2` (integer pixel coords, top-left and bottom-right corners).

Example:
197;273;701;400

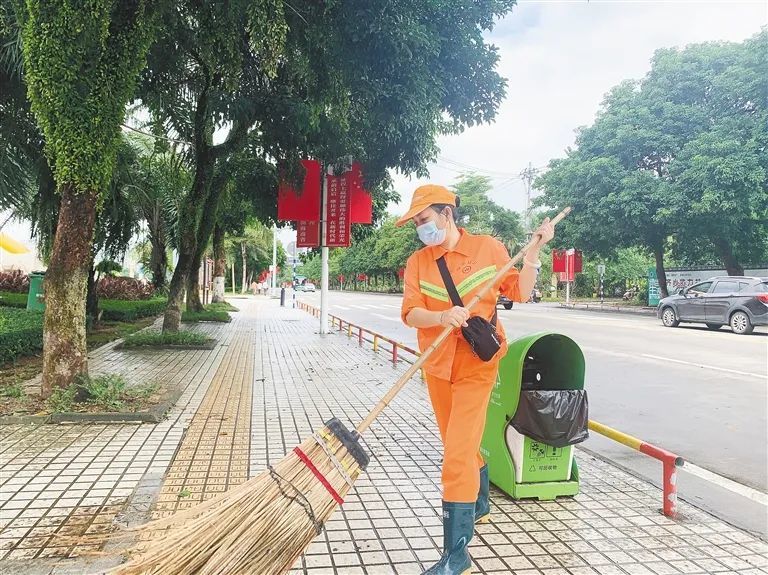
83;207;571;575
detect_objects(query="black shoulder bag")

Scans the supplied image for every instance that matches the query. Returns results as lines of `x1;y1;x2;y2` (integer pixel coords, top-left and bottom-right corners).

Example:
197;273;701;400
436;256;502;362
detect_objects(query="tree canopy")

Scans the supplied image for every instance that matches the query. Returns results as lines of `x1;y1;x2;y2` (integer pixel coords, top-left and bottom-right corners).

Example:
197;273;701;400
536;30;768;296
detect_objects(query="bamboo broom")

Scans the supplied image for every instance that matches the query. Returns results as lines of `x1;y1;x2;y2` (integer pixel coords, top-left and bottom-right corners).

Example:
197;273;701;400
91;207;571;575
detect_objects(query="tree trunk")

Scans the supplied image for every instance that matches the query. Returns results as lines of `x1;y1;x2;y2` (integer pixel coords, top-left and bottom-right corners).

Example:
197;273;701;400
163;247;192;332
186;269;204;312
162;149;214;332
41;187;98;396
149;231;168;291
231;262;236;295
212;224;226;303
653;246;669;299
240;242;247;294
85;263;99;328
711;235;744;276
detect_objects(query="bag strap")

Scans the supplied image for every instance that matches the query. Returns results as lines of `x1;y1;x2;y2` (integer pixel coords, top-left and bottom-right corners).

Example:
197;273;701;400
436;256;463;307
436;256;498;327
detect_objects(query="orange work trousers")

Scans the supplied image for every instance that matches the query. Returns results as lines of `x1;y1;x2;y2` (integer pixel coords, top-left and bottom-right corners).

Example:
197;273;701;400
425;339;500;503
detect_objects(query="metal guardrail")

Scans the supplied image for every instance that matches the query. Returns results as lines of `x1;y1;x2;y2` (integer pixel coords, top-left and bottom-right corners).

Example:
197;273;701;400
297;300;684;518
587;420;684;518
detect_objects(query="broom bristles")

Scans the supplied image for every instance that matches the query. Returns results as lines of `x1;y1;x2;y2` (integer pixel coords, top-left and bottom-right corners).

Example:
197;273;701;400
87;420;366;575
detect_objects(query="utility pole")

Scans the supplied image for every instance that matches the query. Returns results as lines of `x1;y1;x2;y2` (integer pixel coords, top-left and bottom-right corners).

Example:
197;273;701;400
519;162;539;234
292;241;297;309
320;165;330;334
271;223;278;294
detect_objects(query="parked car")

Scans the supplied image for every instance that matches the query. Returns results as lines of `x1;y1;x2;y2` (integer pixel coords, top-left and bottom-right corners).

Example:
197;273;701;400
497;294;513;310
657;276;768;335
303;282;316;293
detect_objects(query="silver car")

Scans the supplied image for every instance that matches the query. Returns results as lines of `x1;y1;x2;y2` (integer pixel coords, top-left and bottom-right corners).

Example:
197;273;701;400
657;276;768;334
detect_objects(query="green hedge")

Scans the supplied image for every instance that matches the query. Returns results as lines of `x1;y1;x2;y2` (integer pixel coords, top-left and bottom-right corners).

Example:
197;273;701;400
0;294;169;321
100;298;167;321
181;310;231;323
0;291;28;308
0;308;43;364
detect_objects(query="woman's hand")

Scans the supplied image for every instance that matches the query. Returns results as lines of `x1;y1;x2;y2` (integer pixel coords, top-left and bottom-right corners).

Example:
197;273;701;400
440;306;470;328
533;217;555;248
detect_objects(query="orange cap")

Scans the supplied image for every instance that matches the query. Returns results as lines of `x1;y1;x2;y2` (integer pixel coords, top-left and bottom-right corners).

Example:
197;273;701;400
395;184;456;227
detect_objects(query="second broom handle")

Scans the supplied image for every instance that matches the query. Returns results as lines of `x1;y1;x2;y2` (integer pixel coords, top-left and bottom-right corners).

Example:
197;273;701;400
355;207;571;435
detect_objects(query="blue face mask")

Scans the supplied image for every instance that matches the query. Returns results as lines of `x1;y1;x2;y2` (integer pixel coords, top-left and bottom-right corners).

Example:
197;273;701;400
416;219;447;246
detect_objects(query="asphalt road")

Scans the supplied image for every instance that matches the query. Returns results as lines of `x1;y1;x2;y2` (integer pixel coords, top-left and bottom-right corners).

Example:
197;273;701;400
297;290;768;536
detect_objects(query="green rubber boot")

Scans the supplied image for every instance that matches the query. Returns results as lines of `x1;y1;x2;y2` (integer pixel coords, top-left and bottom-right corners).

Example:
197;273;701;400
474;465;490;524
422;501;474;575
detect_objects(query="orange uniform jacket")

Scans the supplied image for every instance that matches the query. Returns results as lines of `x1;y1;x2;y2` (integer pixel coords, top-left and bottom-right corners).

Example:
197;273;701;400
401;229;523;379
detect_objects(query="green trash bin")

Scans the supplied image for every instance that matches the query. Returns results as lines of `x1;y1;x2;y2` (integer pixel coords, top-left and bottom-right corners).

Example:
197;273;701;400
480;332;587;500
26;271;46;311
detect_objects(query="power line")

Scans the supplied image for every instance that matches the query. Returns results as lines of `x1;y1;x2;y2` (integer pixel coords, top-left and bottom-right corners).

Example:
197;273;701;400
438;155;525;177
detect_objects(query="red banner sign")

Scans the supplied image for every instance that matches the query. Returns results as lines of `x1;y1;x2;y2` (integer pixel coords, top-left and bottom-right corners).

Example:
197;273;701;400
278;159;321;222
324;174;351;247
297;220;320;248
348;162;372;224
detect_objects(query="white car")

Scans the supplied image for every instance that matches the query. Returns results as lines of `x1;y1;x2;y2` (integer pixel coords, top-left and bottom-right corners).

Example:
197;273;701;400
303;282;316;293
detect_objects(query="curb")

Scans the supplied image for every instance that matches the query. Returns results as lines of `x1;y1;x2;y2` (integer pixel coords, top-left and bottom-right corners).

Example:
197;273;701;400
559;303;656;316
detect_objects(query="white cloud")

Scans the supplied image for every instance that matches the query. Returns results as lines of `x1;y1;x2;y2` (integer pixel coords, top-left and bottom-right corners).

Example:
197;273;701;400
390;0;767;221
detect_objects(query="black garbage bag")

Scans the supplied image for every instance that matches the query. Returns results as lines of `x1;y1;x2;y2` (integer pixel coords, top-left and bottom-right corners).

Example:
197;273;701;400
510;389;589;448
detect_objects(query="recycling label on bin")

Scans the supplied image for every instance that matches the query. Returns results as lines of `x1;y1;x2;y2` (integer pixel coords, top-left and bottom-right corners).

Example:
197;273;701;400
520;437;573;483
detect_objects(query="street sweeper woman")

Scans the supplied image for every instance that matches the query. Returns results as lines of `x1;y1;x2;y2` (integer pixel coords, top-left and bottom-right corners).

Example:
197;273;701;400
398;184;554;575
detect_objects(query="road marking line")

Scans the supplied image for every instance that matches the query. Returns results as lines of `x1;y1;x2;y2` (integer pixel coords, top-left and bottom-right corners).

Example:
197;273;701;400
349;305;371;309
641;354;766;379
681;462;768;505
334;305;351;310
382;304;400;309
371;313;401;322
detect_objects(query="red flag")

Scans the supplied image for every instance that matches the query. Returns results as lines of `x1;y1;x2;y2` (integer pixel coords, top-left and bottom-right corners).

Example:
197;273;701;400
552;249;566;273
347;162;372;224
278;159;321;221
573;250;583;273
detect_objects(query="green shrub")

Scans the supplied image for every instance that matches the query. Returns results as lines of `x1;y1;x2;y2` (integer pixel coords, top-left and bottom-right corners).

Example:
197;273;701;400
181;310;231;323
0;308;43;364
46;374;161;412
100;298;167;321
79;373;127;411
124;381;160;400
206;301;239;312
122;330;211;348
47;385;77;412
0;291;28;308
0;382;25;399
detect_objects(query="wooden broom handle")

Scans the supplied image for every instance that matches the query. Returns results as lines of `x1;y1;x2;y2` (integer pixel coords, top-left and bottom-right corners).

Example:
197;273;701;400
355;207;572;435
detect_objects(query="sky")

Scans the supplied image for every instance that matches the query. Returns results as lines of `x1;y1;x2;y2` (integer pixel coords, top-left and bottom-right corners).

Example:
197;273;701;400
2;1;766;260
